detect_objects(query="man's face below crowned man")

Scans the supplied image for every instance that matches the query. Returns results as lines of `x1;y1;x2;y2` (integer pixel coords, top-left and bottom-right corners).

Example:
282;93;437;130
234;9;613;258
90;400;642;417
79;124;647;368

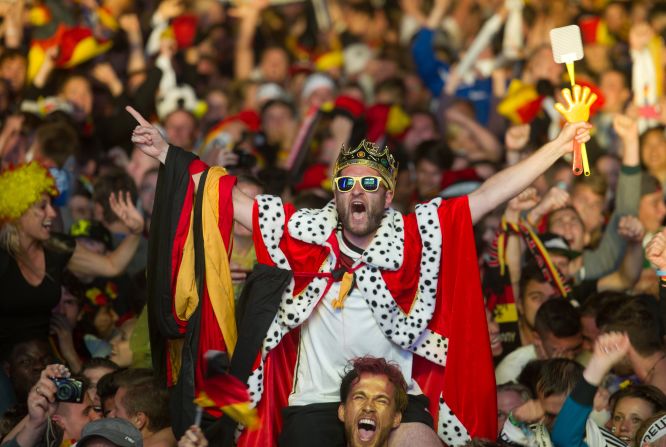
338;373;402;447
334;165;393;248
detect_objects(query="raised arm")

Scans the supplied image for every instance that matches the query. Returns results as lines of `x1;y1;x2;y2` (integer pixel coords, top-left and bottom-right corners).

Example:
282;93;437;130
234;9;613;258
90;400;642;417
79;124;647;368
468;122;591;224
597;216;645;291
67;192;143;278
126;106;254;231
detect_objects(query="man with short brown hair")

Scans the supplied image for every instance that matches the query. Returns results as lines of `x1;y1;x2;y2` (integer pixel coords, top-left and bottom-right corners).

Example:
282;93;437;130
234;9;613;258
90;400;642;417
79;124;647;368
337;357;408;447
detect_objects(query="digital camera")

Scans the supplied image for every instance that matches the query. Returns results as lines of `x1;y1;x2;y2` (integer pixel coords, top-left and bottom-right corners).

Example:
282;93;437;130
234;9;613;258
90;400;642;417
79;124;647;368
51;377;84;403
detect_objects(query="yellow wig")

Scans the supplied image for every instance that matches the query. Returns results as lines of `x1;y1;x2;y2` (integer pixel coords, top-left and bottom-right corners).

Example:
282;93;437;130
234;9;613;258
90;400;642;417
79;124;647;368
0;162;58;222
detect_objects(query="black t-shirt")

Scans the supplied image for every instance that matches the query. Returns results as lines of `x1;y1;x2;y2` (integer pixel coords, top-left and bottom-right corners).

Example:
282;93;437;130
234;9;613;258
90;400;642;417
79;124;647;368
0;234;75;347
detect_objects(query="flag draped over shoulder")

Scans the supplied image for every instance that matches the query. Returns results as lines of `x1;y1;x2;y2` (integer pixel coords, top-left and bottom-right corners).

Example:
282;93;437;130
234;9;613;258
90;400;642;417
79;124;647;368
146;147;236;437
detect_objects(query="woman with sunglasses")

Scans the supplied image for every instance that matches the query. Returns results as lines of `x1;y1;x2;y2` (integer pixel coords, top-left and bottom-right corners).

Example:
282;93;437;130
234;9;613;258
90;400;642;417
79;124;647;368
127;106;592;446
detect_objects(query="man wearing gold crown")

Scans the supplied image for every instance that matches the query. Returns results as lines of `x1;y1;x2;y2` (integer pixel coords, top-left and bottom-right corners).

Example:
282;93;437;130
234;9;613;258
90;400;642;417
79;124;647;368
127;106;592;446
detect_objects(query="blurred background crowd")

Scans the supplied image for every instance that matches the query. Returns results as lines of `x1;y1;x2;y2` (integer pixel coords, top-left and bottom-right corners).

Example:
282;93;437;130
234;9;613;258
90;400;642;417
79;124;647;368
2;0;666;445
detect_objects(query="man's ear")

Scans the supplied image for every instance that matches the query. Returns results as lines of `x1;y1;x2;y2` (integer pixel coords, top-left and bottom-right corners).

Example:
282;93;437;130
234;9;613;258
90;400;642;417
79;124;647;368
133;412;148;430
337;403;346;423
391;411;402;429
385;189;394;207
533;336;546;360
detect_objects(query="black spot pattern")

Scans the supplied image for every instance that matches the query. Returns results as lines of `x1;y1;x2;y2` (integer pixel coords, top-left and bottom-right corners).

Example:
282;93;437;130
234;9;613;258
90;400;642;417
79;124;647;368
409;330;449;366
255;195;289;267
287;201;337;245
246;364;264;406
356;199;444;353
361;209;404;270
437;395;470;446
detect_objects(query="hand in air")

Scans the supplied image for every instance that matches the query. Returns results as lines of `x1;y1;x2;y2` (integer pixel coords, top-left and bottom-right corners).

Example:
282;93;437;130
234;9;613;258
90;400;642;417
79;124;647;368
646;229;666;270
109;190;144;235
127;106;169;163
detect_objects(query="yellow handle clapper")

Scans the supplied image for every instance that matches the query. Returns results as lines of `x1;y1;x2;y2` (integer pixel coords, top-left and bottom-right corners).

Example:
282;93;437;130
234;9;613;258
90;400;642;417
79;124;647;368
554;84;597;176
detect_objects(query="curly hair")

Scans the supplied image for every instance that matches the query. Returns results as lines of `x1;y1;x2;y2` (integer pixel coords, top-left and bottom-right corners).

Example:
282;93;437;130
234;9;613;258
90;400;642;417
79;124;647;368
0;162;57;224
339;356;408;413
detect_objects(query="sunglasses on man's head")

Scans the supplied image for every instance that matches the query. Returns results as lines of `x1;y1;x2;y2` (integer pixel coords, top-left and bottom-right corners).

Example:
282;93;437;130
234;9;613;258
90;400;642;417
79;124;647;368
334;176;383;192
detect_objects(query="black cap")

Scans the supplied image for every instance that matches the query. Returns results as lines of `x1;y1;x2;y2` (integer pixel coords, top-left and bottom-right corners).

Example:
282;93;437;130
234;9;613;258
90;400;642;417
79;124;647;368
77;418;143;447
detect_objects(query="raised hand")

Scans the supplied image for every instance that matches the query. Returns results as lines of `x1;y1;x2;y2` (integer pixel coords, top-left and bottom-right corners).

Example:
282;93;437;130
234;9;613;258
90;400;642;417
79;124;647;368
555;85;597;176
505;124;531;152
127;106;169;163
539;186;570;213
156;0;184;21
551;122;592;154
629;22;654;51
512;399;545;424
178;425;209;447
109;191;144;235
613;114;639;142
228;0;269;20
617;215;645;242
525;186;570;228
28;364;70;426
91;62;122;96
119;13;141;35
584;332;630;385
646;229;666;270
505;187;540;222
613;114;640;166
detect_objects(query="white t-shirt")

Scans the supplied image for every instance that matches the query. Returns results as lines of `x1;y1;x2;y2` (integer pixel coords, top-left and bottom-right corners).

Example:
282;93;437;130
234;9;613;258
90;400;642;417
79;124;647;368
289;234;416;406
495;344;537;385
289;283;415;406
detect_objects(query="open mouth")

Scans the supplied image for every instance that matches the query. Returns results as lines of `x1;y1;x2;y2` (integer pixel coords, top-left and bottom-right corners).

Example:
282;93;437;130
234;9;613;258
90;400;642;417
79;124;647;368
490;335;501;349
351;201;366;219
357;417;377;442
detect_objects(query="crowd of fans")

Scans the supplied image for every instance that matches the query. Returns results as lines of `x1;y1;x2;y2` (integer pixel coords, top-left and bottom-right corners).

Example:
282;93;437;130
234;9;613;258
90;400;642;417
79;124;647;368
2;0;666;445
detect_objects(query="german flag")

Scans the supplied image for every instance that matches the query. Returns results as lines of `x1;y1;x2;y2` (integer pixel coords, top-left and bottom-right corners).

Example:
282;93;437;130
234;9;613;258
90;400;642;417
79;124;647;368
194;372;259;430
497;79;543;124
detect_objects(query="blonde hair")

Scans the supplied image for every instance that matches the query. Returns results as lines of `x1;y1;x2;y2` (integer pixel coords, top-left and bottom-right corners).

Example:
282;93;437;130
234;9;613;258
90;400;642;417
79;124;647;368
0;221;20;257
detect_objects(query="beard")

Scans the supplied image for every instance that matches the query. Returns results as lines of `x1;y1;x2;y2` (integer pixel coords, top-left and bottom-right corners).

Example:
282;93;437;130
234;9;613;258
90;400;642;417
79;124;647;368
336;196;386;239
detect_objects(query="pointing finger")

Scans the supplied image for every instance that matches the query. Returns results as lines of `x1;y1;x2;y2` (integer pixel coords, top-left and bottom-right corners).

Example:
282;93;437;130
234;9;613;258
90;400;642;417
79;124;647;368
126;106;151;127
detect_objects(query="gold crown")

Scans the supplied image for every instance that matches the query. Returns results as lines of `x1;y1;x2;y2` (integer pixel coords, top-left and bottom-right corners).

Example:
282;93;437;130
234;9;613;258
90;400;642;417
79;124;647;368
334;140;399;190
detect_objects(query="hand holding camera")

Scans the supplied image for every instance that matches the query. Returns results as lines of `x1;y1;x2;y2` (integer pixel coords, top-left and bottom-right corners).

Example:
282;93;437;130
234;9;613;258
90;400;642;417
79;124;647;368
13;364;84;447
27;365;65;427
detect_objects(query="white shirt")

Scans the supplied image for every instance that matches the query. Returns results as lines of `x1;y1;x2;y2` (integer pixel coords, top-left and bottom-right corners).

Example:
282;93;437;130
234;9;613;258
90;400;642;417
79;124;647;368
495;344;537;385
289;233;416;406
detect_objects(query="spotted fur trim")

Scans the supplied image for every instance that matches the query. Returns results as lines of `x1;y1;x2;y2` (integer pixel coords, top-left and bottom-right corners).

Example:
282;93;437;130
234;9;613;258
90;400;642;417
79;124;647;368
286;201;337;246
246;363;264;406
251;196;451;418
354;198;443;352
288;200;404;271
409;329;449;366
438;394;471;446
255;195;289;268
